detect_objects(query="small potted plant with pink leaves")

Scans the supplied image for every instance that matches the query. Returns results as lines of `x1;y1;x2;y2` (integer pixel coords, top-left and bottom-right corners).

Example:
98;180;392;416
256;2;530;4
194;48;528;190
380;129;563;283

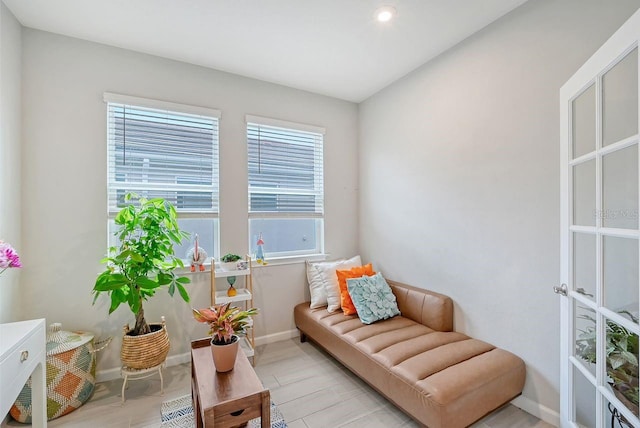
193;303;258;372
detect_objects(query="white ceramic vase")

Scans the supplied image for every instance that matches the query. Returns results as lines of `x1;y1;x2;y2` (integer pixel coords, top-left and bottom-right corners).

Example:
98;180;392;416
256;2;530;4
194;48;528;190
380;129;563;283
219;261;238;271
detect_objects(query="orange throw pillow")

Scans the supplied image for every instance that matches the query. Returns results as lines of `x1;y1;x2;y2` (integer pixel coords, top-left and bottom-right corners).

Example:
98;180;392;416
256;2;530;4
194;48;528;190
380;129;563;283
336;263;375;316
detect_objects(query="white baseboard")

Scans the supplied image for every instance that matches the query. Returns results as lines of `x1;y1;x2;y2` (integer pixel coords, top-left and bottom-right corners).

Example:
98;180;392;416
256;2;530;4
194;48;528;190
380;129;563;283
254;329;300;347
95;330;300;383
511;395;559;427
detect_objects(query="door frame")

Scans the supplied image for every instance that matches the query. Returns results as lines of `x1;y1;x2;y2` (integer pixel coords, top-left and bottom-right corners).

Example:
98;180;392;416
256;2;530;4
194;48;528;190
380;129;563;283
560;8;640;428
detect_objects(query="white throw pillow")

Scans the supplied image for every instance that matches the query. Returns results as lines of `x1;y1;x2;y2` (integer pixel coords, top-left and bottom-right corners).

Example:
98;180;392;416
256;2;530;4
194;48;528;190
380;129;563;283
306;256;362;310
319;255;362;313
306;259;340;309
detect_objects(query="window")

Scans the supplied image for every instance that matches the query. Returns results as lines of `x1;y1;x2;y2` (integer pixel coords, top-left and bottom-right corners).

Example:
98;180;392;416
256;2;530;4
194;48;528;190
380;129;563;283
105;93;220;260
247;115;325;258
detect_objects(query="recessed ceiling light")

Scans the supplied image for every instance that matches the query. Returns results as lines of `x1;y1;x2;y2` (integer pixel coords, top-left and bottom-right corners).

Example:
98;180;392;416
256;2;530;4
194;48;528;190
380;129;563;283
375;6;396;23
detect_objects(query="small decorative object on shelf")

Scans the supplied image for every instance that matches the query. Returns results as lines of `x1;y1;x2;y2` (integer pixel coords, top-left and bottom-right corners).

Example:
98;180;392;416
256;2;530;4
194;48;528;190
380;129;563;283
255;233;267;265
186;234;208;272
226;276;237;297
220;253;242;271
192;303;258;372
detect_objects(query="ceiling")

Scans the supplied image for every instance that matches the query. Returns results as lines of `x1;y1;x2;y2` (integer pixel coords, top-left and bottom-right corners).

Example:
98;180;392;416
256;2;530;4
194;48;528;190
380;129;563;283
3;0;528;102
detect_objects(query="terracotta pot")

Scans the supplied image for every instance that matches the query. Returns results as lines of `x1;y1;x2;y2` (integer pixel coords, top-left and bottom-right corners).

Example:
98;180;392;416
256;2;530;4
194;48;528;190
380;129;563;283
211;335;239;372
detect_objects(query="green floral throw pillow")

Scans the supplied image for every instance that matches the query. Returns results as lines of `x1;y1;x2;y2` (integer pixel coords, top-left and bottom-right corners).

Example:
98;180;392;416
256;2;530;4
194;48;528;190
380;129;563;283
346;273;400;324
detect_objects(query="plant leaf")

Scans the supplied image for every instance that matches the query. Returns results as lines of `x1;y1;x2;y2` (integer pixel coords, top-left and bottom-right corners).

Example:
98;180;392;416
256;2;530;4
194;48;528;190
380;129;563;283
137;277;160;289
109;288;127;314
176;282;190;302
609;354;625;370
157;273;172;285
94;273;128;291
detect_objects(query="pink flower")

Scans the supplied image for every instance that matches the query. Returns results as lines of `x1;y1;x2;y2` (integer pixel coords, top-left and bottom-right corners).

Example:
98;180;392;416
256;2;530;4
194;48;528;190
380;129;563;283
0;241;22;273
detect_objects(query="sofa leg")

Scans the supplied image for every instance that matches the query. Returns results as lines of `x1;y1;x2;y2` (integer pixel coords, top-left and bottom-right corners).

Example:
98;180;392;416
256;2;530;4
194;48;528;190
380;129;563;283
299;332;307;343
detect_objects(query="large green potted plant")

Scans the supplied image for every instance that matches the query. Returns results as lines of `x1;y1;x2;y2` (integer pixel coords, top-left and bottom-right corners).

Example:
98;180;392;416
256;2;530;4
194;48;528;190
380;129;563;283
93;193;191;369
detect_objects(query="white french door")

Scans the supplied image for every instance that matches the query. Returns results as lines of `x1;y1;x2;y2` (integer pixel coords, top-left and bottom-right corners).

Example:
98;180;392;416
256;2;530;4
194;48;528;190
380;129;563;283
560;8;640;428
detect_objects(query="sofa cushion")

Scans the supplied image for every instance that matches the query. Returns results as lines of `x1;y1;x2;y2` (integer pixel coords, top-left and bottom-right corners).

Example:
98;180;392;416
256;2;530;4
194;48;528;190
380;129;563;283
306;259;330;309
356;323;433;354
369;330;470;368
347;273;400;324
341;316;416;345
392;338;494;385
336;263;375;316
322;255;363;312
306;255;361;309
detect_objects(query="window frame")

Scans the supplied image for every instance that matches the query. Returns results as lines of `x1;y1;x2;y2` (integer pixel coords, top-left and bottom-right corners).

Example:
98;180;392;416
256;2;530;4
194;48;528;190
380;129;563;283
246;115;326;260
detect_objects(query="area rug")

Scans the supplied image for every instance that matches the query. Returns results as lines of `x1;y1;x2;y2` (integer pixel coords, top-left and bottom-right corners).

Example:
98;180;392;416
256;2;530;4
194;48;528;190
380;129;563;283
160;394;287;428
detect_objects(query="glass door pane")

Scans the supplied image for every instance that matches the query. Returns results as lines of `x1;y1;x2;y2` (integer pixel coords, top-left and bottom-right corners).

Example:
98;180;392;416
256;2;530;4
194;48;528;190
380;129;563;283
603;48;638;147
574;364;597;427
602;145;639;230
575;301;597;376
604;396;636;428
603;236;639;320
573;84;597;158
604;317;639;420
574;159;597;227
574;233;597;301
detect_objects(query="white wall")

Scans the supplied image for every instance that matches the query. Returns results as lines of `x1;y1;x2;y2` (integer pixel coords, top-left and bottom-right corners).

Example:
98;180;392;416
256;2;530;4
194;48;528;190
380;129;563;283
0;1;22;323
20;29;358;375
358;0;640;422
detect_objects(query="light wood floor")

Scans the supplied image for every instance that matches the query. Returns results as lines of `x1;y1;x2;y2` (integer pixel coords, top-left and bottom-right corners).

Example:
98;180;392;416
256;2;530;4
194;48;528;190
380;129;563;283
6;338;554;427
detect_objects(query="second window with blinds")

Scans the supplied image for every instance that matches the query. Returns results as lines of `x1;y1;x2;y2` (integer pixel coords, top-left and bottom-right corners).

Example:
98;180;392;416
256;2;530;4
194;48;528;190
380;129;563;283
247;116;325;259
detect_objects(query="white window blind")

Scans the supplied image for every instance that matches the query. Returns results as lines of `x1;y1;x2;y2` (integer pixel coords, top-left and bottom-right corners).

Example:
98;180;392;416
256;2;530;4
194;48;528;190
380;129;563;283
105;94;221;260
247;121;324;217
247;116;325;258
106;98;219;215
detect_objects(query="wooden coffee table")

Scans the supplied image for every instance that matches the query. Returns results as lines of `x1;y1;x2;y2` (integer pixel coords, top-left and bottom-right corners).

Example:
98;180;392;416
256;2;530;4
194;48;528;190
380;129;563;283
191;338;270;428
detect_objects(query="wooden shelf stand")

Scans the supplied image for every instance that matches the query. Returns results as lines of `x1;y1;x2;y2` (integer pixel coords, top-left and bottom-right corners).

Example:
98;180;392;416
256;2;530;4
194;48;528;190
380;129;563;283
210;256;255;361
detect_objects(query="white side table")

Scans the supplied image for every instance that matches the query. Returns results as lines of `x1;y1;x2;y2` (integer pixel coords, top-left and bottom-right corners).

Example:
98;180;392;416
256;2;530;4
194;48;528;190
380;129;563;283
0;319;47;427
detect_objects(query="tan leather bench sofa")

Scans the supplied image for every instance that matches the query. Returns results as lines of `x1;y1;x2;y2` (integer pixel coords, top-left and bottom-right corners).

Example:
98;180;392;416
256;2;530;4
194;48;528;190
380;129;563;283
294;279;526;428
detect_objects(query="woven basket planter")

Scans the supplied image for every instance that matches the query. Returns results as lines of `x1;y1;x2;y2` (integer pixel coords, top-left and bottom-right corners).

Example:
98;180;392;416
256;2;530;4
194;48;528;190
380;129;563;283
121;318;170;369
